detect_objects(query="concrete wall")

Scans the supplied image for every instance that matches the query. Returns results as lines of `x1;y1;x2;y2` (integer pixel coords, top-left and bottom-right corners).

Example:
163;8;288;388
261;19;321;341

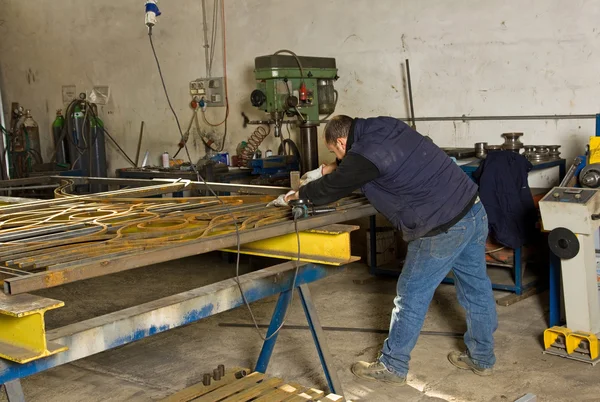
0;0;599;176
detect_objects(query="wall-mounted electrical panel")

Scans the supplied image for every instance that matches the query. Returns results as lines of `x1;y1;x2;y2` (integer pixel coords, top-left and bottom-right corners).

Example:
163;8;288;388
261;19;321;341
189;77;225;107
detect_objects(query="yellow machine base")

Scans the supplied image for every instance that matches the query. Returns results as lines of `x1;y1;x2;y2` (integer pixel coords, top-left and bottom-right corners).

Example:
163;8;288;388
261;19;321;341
543;326;600;365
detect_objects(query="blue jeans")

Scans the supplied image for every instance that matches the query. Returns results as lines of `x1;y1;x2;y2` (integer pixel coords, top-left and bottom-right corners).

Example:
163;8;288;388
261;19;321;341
379;201;497;376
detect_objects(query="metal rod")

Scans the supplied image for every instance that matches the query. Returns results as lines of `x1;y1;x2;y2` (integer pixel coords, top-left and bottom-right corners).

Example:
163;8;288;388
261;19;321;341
218;323;463;337
255;289;293;373
297;284;343;395
405;59;416;129
407;114;598;122
135;121;144;167
0;223;85;243
244;113;599;126
559;157;582;187
53;175;290;196
0;184;59;192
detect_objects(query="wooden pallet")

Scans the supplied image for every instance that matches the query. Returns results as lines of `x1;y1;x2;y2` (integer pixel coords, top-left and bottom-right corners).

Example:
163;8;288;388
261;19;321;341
161;367;350;402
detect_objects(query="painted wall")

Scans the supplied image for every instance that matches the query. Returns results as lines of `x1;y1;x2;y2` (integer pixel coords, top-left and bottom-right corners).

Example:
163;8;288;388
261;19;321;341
0;0;598;178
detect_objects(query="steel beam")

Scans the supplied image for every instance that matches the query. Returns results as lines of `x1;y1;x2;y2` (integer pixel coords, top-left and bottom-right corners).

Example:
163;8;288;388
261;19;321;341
0;293;66;363
0;262;343;384
3;205;375;294
221;224;360;265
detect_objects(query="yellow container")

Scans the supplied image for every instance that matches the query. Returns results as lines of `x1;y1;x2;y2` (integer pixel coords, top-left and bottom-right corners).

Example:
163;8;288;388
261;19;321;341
589;137;600;164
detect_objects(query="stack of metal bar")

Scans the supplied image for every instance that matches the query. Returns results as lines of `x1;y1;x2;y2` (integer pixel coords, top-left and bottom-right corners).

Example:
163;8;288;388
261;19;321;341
0;178;373;295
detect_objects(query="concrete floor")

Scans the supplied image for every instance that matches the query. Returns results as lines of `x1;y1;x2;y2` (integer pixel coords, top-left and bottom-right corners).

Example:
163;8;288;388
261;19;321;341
2;252;599;402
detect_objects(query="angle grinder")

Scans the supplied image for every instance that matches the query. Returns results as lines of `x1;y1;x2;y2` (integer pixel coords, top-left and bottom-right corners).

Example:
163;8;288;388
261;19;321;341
289;199;336;219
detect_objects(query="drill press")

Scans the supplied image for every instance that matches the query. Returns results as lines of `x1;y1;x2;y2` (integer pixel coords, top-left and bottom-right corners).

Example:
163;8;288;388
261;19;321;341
249;51;338;174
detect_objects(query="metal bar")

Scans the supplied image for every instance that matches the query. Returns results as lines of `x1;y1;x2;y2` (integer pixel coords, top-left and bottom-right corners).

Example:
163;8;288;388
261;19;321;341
10;226;103;244
405;59;416;129
406;114;598;122
218;323;463;337
255;289;293;373
0;182;189;214
0;223;85;243
514;247;523;295
0;85;8;181
0;177;54;188
369;215;377;272
0;292;67;364
3;204;375;294
221;224;359;266
54;176;290;196
297;284;343;395
0;262;343;384
135;121;144;167
3;379;25;402
0;185;59;192
549;252;561;327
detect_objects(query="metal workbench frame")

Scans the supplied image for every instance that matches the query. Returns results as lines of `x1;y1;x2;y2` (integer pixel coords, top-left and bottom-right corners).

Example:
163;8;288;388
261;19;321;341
1;261;344;400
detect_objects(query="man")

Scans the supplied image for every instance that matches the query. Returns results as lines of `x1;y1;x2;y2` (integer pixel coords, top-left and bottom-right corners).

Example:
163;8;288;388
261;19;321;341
280;115;498;385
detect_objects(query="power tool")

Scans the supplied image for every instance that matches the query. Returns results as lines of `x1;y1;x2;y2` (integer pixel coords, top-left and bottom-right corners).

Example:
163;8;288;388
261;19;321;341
289;199;336;219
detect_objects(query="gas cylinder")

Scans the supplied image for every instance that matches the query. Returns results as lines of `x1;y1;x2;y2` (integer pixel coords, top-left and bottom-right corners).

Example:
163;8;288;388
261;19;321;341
68;105;85;172
23;110;42;162
52;110;68;165
90;116;107;192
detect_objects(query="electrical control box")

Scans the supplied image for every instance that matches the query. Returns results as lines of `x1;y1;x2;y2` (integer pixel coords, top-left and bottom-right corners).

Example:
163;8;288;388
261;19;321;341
539;187;600;235
189;77;225;107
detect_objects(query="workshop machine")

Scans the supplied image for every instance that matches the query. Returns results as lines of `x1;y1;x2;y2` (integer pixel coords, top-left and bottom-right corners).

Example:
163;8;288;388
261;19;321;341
249;52;338;174
539;187;600;364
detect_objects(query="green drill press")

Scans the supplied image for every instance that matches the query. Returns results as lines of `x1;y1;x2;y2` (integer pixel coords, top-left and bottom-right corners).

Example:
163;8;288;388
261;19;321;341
249;51;338;173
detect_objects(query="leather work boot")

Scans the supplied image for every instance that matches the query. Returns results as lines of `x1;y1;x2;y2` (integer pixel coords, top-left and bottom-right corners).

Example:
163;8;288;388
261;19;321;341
448;351;493;376
351;361;407;385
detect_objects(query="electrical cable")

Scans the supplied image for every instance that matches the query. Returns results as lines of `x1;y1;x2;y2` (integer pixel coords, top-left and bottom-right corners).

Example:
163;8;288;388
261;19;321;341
273;49;304;79
198;0;229;151
201;0;211;77
149;25;300;341
208;0;219;76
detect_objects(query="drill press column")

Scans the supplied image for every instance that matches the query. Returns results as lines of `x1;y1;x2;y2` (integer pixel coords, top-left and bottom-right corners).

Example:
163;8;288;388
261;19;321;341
300;125;319;172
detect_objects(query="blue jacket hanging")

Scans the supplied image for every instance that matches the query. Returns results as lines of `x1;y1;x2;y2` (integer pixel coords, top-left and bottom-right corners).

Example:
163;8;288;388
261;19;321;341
473;151;536;249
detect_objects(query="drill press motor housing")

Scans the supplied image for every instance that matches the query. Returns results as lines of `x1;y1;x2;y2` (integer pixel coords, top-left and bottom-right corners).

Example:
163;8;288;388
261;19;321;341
250;54;338;173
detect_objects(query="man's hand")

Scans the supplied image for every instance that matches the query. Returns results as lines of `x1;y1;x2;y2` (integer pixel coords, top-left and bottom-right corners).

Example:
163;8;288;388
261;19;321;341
321;161;338;176
299;165;324;187
266;190;297;207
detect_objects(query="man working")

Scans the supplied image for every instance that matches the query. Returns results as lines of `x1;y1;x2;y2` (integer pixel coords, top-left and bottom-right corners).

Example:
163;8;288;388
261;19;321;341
276;115;498;385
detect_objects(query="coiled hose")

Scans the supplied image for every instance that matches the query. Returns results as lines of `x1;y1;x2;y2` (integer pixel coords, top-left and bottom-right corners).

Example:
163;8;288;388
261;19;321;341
238;125;270;167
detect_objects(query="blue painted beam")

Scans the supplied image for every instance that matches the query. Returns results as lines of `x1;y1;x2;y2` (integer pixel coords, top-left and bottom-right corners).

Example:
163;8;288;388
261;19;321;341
0;262;343;384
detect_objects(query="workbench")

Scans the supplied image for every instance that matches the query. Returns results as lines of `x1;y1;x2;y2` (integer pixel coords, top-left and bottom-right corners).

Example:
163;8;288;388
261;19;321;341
369;157;566;301
0;177;375;401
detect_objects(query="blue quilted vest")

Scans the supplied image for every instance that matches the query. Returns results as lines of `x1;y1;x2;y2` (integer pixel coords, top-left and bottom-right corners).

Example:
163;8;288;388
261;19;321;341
350;117;477;241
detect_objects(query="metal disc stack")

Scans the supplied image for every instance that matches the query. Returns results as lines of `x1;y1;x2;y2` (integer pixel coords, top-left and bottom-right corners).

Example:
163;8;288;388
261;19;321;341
529;145;550;162
501;132;524;153
547;145;561;160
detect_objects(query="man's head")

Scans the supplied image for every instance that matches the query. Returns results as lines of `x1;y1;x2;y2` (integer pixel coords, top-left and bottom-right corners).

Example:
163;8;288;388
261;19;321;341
324;115;353;160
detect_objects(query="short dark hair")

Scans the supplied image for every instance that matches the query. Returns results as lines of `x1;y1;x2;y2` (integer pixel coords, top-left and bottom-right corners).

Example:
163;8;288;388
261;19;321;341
324;115;353;144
